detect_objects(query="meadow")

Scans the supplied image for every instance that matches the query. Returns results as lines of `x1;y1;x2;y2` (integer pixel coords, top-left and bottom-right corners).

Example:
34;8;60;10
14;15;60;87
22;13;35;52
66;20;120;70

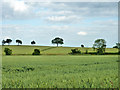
2;55;119;88
1;45;118;55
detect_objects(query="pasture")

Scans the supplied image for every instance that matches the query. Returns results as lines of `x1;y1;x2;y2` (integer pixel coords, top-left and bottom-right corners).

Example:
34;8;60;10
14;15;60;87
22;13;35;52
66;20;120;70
1;45;118;55
2;55;119;88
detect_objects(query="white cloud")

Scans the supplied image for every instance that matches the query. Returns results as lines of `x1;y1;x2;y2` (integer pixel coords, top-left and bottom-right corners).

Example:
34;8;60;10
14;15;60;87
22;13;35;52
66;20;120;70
2;0;35;20
2;2;117;21
46;15;83;23
47;16;66;21
3;0;29;12
77;32;87;35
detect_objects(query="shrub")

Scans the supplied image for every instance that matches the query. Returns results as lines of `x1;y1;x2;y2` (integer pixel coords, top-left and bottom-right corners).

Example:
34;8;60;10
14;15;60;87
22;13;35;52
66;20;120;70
97;48;105;55
4;48;12;55
113;46;118;48
71;48;81;54
32;49;40;55
85;50;88;54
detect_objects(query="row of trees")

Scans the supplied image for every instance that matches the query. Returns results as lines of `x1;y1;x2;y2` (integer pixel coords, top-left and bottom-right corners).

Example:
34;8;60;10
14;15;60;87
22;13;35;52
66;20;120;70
1;38;120;55
2;39;36;46
2;37;63;46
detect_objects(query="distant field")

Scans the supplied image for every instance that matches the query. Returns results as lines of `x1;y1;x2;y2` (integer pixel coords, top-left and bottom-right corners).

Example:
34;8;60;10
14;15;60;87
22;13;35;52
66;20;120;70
2;55;118;88
1;45;118;55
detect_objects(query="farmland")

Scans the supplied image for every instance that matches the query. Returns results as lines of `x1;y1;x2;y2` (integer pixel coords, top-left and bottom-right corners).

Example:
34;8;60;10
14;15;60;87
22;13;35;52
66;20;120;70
2;55;119;88
1;45;118;55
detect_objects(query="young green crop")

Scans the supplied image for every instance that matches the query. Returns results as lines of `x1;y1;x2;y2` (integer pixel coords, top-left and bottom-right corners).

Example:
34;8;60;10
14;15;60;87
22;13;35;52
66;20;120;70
2;55;118;88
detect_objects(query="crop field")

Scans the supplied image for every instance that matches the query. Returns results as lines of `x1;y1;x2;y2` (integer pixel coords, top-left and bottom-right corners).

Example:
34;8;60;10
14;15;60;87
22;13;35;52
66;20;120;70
2;55;119;88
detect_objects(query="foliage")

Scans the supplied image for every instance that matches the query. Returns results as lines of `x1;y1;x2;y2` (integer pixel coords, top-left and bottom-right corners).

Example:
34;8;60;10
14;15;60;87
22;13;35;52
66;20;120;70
113;46;118;48
52;37;64;47
85;50;88;54
31;41;36;45
6;39;12;45
4;48;12;55
16;40;22;45
93;39;106;55
116;43;120;49
71;48;81;54
81;44;84;48
92;47;95;51
2;40;6;45
32;49;40;55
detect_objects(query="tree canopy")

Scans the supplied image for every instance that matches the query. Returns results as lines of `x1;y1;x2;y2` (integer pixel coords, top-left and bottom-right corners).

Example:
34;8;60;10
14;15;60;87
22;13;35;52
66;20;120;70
31;41;36;45
2;40;6;45
93;39;106;55
52;37;64;47
93;39;106;48
6;39;12;45
16;39;22;45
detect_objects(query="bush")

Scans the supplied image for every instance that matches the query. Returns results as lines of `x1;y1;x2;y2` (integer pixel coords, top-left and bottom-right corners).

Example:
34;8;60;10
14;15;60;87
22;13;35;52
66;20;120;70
85;50;88;54
4;48;12;55
97;48;105;55
71;48;81;54
113;46;118;48
32;49;40;55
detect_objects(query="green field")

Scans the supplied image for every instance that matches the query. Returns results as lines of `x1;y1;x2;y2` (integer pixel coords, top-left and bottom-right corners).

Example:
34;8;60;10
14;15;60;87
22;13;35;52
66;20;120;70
2;55;119;88
1;45;118;55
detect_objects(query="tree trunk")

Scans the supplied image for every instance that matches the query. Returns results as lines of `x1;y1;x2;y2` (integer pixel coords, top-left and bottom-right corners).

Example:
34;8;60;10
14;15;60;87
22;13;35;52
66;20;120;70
57;43;58;47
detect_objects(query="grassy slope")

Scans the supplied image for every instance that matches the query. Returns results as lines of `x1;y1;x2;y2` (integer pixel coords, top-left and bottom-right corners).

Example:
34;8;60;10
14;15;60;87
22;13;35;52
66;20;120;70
1;45;118;55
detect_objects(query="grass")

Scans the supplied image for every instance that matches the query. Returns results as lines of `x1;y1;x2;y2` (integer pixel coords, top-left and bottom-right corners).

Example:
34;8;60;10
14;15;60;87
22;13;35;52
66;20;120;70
1;45;118;55
2;55;119;88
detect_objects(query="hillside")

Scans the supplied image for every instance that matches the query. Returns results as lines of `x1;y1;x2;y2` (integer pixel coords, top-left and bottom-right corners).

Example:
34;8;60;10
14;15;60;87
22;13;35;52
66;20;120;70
1;45;118;55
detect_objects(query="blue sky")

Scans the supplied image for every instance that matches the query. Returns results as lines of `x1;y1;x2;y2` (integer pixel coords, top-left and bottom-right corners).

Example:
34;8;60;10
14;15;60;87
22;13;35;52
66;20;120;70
1;0;118;47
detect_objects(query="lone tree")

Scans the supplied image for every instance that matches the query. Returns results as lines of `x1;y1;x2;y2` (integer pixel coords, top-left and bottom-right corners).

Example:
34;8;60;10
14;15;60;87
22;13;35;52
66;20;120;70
2;40;6;45
16;39;22;45
93;39;106;55
52;37;64;47
6;39;12;45
31;41;36;45
81;44;84;48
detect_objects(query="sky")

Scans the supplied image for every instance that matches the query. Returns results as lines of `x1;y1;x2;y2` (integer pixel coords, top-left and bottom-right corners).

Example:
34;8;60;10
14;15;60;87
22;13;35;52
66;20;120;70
0;0;118;47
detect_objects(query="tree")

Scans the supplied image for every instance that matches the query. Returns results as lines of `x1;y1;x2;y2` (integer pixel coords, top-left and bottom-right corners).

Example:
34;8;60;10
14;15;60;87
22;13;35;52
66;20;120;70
93;39;106;55
32;49;40;55
81;44;84;48
4;48;12;55
6;39;12;45
116;43;120;49
2;40;6;45
31;41;36;45
16;39;22;45
52;37;64;47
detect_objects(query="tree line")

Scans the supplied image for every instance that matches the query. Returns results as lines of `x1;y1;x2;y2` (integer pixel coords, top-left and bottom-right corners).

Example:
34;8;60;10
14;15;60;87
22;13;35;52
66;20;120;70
2;37;120;48
2;39;36;46
2;37;64;47
2;37;120;55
